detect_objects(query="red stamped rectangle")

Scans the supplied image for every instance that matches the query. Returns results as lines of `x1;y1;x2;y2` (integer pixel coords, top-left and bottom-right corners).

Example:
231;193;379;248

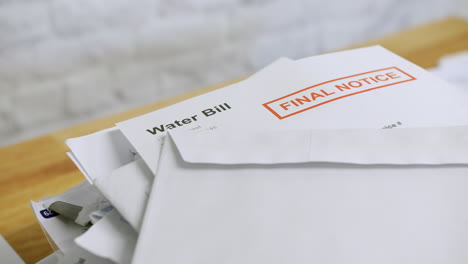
263;67;416;120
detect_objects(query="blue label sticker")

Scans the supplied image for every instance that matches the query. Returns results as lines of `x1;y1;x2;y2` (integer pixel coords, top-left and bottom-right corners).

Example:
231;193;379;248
40;209;59;219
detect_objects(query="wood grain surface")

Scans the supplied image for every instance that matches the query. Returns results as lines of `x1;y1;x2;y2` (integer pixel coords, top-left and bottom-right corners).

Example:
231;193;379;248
1;17;467;263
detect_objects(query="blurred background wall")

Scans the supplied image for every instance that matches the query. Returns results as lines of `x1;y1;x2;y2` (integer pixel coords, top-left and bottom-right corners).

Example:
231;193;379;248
0;0;465;147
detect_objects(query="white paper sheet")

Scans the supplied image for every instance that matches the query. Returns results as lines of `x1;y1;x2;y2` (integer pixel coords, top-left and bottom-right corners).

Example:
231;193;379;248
132;130;468;264
75;210;137;264
94;158;152;231
56;244;113;264
66;152;92;183
66;128;137;183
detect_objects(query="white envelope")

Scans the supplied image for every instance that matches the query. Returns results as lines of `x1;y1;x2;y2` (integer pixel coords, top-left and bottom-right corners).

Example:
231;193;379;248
132;127;468;264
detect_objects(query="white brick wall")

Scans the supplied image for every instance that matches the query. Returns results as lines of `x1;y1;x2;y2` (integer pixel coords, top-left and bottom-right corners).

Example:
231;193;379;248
12;81;66;128
0;0;459;146
0;1;52;50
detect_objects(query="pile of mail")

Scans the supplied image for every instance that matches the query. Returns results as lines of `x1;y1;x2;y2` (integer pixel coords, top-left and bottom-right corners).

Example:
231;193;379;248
31;46;468;264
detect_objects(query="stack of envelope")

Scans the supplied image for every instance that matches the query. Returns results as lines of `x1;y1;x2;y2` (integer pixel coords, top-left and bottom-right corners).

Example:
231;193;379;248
31;46;468;264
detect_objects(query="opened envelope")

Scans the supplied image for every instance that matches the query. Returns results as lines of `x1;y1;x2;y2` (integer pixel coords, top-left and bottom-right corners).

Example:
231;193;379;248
132;127;468;264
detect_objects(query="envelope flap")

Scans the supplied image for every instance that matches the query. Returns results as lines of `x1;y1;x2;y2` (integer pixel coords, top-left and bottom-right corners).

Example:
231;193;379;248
169;126;468;165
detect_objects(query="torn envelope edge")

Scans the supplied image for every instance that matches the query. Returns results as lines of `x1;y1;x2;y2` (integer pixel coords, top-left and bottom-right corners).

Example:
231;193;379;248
30;181;105;254
65;127;136;184
30;199;84;255
74;209;137;264
94;158;153;231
